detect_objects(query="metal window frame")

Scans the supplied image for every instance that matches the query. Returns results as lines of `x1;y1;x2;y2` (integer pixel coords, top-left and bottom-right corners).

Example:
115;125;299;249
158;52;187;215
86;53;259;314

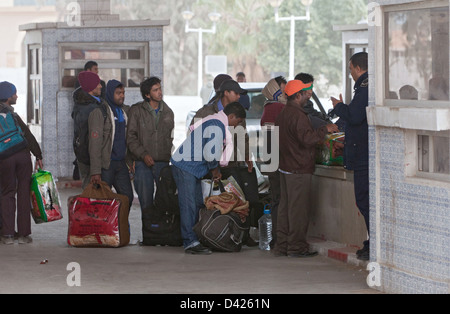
383;0;450;108
58;42;149;90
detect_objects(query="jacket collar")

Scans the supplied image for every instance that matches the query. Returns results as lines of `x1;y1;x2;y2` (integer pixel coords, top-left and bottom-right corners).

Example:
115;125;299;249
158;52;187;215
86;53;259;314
354;72;368;90
0;102;14;113
144;100;166;113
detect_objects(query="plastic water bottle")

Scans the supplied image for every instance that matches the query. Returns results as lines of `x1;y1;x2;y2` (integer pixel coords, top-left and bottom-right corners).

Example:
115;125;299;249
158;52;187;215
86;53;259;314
258;206;272;251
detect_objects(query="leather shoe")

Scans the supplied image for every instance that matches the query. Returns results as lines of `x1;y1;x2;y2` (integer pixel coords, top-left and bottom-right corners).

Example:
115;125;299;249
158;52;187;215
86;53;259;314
288;251;319;258
185;244;212;255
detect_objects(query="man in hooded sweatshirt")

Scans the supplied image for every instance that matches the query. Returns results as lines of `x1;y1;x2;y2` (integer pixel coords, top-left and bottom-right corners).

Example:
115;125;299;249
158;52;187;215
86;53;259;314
88;79;134;208
260;76;287;246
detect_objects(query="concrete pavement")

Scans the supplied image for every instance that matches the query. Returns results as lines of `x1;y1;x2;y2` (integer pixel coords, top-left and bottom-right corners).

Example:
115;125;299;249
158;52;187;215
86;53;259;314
0;184;380;295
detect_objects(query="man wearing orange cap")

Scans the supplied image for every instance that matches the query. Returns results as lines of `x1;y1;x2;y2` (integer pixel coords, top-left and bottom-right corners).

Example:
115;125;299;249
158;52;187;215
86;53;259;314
274;80;338;258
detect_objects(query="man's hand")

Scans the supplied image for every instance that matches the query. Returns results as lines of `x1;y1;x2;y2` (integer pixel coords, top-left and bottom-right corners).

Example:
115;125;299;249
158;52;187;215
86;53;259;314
143;155;155;167
90;174;102;185
211;167;222;182
326;124;340;134
246;160;254;173
331;94;344;108
35;159;44;171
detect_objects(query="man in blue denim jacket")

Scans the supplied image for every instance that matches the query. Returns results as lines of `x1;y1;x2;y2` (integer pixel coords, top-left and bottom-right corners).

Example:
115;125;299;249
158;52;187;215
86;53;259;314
171;102;246;255
331;52;370;260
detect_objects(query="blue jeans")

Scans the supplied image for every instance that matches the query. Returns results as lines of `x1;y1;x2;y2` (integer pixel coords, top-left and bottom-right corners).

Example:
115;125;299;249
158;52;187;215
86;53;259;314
101;160;134;210
134;161;168;217
171;165;204;249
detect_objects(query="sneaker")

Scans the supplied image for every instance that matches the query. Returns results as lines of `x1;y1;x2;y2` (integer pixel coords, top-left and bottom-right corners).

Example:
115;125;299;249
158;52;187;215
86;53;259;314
185;244;212;255
357;249;370;261
18;236;33;244
356;245;370;260
2;235;14;245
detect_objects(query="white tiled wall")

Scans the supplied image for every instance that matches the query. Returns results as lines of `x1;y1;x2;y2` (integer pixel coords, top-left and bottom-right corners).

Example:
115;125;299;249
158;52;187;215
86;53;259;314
40;26;164;179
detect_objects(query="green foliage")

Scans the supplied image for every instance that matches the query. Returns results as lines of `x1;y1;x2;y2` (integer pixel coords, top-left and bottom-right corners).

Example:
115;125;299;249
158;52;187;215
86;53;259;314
111;0;367;96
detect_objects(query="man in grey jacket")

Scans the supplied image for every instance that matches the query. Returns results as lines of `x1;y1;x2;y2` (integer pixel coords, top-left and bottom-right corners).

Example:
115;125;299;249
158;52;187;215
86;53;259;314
127;77;174;215
89;79;134;209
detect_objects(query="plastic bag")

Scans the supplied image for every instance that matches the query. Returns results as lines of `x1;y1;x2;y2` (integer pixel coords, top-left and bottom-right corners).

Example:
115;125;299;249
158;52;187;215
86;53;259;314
67;182;130;248
30;170;63;224
201;176;245;202
316;133;345;166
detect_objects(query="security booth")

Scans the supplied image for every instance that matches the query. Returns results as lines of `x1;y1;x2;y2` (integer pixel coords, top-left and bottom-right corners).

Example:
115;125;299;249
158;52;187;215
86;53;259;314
20;17;169;179
367;0;449;294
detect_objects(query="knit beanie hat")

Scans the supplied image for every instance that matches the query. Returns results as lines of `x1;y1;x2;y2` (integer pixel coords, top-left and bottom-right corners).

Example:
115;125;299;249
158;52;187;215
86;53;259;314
78;71;101;93
0;81;17;100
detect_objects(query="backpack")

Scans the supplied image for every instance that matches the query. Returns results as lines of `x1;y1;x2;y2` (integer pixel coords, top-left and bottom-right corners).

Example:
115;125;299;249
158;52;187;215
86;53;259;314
141;166;183;247
0;110;28;160
72;96;107;165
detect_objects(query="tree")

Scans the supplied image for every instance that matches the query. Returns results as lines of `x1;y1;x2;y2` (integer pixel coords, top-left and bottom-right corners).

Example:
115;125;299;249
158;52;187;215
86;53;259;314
110;0;368;96
258;0;368;95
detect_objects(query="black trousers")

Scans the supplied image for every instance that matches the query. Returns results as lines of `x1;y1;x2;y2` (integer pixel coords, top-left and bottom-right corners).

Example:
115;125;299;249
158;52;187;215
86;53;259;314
354;168;370;247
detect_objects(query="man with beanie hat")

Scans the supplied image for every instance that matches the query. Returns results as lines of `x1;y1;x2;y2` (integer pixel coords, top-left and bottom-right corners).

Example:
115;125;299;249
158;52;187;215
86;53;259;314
72;71;107;188
274;80;338;258
87;79;133;208
0;82;43;244
74;61;106;98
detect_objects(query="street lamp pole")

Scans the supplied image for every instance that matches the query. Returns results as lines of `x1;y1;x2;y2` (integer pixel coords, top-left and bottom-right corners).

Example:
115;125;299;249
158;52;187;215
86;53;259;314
182;10;221;96
270;0;313;80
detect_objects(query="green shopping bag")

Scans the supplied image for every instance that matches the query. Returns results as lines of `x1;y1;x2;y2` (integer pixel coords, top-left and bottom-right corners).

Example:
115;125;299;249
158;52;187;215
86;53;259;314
30;169;63;224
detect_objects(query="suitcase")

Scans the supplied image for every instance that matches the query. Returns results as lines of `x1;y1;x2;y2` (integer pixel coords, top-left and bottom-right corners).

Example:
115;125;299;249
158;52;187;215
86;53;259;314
141;166;182;246
30;170;63;224
67;182;130;248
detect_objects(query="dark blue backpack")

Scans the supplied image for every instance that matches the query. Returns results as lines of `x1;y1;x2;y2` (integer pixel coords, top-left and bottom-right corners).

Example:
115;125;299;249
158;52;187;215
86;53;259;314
0;110;28;160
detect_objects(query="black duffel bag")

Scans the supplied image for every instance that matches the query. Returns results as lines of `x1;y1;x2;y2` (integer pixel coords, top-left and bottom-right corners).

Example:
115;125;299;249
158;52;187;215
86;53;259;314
193;181;249;252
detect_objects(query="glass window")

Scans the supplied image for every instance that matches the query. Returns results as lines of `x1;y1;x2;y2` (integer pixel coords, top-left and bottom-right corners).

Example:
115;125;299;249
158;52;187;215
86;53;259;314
386;6;449;101
62;48;142;61
60;43;148;89
418;132;450;176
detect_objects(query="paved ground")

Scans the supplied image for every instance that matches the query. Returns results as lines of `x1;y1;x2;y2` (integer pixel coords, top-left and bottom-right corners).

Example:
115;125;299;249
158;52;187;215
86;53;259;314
0;185;380;295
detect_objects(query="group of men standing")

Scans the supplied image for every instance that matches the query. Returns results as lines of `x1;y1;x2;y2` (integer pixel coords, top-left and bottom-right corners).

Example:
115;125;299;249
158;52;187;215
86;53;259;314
1;51;370;261
72;64;174;221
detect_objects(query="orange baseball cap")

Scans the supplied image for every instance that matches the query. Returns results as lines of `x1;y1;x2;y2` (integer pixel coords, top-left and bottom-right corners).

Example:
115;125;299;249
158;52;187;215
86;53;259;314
284;80;313;97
